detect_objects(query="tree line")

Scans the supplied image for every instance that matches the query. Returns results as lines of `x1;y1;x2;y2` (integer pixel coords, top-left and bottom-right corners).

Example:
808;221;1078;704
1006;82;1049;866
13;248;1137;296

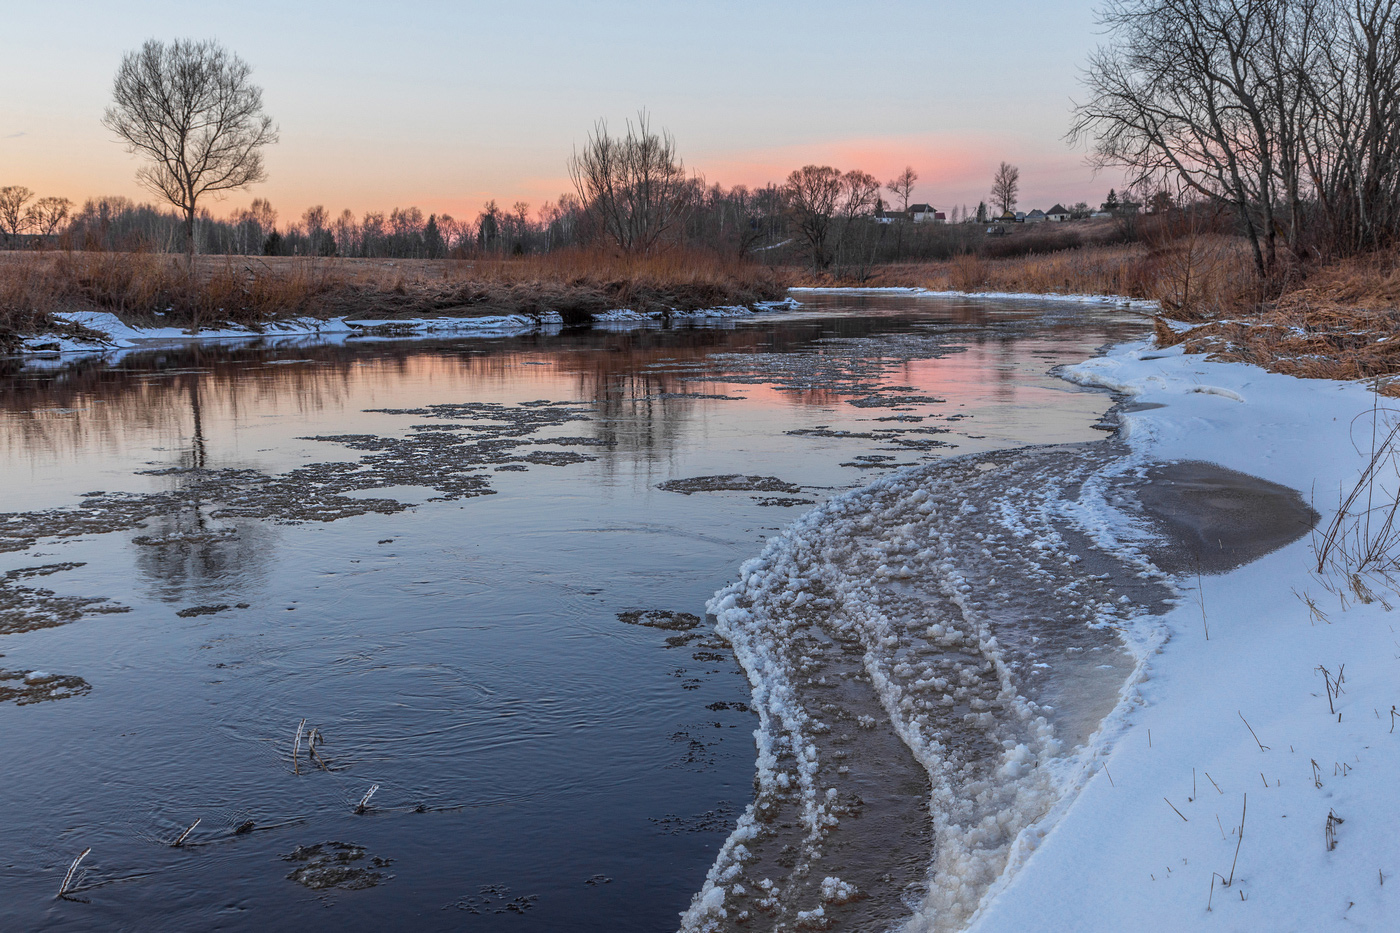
3;38;1124;272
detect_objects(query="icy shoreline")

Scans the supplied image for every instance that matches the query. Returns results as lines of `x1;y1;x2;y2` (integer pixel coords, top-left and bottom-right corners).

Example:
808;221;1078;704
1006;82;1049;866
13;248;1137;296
967;341;1400;931
679;435;1178;931
11;299;800;360
788;286;1162;313
682;334;1396;931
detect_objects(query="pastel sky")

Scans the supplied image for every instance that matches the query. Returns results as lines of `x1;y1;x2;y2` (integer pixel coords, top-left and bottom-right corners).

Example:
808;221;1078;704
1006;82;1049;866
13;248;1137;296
2;0;1127;225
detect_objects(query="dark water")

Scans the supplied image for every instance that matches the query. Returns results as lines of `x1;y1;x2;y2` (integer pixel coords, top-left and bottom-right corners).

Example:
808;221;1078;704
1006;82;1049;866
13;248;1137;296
0;296;1145;931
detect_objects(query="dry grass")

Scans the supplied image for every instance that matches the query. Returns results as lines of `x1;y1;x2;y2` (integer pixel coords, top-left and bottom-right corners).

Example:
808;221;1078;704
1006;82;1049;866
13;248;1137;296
820;237;1400;390
17;237;1400;395
1156;251;1400;391
0;247;791;347
809;238;1260;314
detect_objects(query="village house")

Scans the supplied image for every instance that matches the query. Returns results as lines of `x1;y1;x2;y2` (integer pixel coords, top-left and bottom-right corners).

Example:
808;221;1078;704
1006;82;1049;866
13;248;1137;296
1024;209;1047;223
1046;204;1071;222
909;203;945;224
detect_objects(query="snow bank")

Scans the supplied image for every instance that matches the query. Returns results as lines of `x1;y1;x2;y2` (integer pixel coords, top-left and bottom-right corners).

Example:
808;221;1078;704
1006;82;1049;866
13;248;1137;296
789;286;1160;312
966;342;1400;931
15;298;801;360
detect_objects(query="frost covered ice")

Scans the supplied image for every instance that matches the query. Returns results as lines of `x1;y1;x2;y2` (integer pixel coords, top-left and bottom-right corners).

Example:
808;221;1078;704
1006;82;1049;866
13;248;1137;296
681;438;1178;931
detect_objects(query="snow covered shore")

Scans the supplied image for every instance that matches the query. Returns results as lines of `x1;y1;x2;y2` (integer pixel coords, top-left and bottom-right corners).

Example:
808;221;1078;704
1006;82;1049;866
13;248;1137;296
789;286;1162;314
968;340;1400;931
682;333;1399;931
13;299;799;358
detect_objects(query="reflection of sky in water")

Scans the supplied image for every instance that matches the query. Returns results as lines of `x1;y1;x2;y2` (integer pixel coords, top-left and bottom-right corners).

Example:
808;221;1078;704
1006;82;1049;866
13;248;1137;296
0;297;1146;932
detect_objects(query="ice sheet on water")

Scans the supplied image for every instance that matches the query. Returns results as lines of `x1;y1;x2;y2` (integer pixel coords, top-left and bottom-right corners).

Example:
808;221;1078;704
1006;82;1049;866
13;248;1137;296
680;441;1172;932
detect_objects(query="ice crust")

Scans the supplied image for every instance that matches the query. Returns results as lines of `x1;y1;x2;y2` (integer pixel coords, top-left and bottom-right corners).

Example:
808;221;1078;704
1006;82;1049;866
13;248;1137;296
681;440;1171;931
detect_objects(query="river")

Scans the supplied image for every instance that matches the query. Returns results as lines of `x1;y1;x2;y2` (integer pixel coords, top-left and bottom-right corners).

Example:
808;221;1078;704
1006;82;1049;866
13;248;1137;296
0;294;1146;931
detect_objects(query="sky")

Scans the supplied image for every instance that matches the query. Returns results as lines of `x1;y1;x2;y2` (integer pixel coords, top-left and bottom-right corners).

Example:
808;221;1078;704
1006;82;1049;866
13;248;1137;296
1;0;1127;226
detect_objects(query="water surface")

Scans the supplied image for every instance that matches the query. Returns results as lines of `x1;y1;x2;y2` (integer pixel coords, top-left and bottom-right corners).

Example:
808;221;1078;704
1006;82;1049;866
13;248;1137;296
0;295;1145;931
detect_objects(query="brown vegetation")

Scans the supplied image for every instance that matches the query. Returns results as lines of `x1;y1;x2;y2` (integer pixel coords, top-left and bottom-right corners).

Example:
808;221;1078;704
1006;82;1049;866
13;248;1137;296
0;247;791;349
806;230;1400;391
13;229;1400;398
1155;252;1400;392
808;236;1259;314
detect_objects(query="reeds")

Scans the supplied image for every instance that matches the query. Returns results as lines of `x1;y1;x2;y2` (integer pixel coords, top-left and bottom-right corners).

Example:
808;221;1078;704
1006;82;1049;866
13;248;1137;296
810;239;1257;310
1326;808;1344;851
0;246;790;338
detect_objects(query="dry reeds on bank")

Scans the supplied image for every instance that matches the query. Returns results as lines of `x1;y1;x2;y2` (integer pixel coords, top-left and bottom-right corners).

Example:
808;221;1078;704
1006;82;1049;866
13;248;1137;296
820;237;1259;315
1155;252;1400;389
0;246;791;346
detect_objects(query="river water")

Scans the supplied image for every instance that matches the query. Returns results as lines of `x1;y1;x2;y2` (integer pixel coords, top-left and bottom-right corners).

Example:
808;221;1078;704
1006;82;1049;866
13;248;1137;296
0;295;1146;931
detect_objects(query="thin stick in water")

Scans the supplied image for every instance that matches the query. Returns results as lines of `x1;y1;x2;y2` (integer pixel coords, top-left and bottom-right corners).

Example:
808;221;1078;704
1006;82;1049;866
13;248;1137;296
58;847;91;899
292;718;307;776
355;783;380;814
172;818;201;847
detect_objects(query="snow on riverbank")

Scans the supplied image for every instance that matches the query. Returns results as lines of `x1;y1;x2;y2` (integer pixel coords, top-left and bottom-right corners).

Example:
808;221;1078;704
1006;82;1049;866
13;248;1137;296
967;341;1400;931
16;299;801;358
789;286;1162;313
679;328;1398;932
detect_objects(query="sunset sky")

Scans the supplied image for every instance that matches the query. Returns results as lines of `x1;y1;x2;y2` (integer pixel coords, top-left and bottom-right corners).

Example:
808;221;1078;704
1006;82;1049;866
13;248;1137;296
3;0;1127;226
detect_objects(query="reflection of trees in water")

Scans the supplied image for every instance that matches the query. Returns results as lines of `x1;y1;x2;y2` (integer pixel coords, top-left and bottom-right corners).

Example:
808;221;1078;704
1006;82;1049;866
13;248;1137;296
133;512;273;604
0;344;359;463
133;380;274;603
2;301;1150;482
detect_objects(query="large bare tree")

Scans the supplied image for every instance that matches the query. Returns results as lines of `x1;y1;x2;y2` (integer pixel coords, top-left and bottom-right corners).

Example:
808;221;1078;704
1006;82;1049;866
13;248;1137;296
26;197;73;237
103;39;277;261
835;170;883;274
784;165;846;271
1072;0;1400;275
991;162;1020;215
568;111;690;253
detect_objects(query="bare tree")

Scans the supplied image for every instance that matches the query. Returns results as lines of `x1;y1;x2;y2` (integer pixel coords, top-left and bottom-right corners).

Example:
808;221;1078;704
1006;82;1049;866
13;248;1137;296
885;166;919;216
885;165;919;259
302;204;329;255
568;111;690;253
103;39;278;261
1068;0;1400;275
0;186;34;244
25;196;73;238
333;209;358;257
835;170;883;275
784;165;846;271
991;162;1020;215
1070;0;1288;277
